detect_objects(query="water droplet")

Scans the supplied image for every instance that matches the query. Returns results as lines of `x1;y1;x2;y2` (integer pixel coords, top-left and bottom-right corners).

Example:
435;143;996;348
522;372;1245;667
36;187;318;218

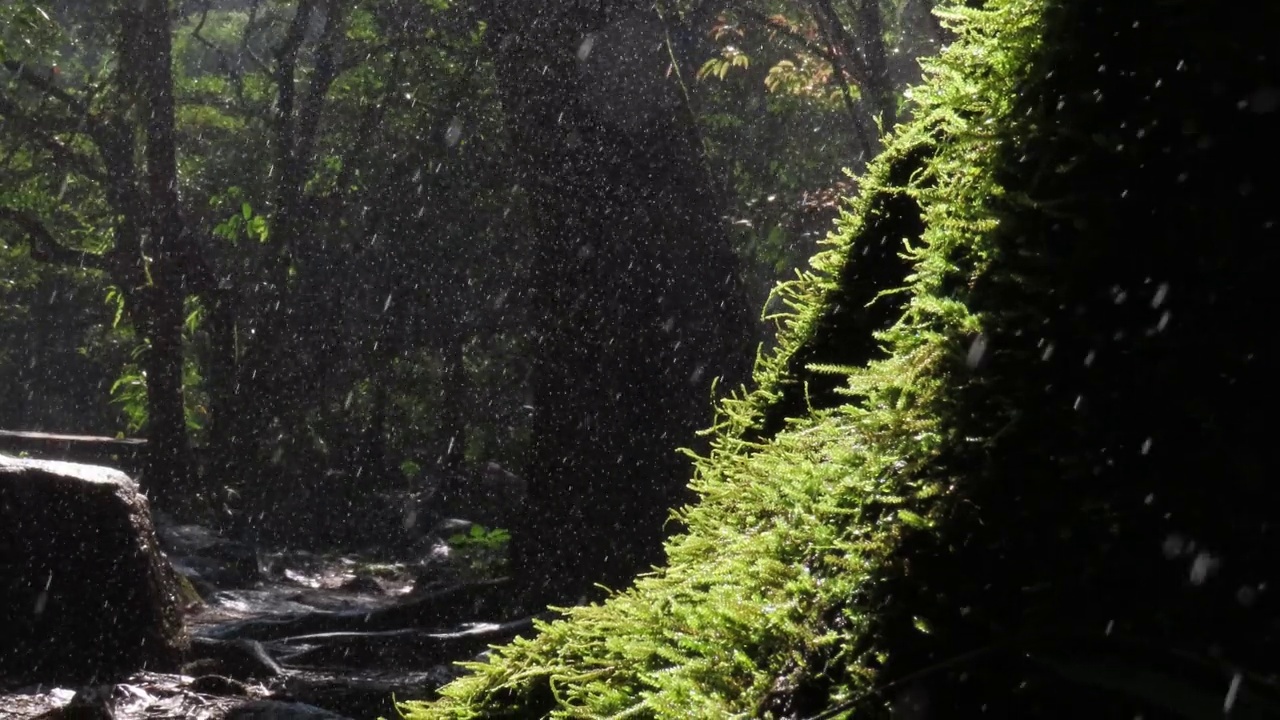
1224;673;1242;712
577;34;596;62
689;365;706;384
1189;551;1219;585
1151;282;1169;308
444;117;463;147
965;334;988;369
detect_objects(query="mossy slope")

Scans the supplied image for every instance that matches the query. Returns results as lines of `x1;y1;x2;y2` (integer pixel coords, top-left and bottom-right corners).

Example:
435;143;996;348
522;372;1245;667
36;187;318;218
402;0;1280;717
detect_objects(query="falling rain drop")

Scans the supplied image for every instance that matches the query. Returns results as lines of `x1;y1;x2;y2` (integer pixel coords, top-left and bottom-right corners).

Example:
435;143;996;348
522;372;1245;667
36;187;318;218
965;334;988;369
34;572;52;615
445;118;463;147
690;365;706;385
1151;282;1169;308
1189;551;1219;585
1224;673;1242;713
577;34;596;62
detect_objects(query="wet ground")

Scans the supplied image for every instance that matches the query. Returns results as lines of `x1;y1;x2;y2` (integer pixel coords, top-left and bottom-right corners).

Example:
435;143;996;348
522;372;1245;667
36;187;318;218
0;525;516;719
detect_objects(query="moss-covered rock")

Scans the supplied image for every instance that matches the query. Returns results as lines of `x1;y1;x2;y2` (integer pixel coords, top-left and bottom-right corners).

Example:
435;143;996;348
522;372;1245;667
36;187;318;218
401;0;1280;717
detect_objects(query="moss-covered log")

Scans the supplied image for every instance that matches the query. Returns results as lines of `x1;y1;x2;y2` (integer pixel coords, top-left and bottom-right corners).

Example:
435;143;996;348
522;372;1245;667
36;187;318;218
400;0;1280;717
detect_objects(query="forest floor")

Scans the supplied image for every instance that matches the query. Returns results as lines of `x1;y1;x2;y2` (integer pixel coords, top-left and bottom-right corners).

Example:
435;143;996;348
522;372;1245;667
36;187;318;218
0;522;513;719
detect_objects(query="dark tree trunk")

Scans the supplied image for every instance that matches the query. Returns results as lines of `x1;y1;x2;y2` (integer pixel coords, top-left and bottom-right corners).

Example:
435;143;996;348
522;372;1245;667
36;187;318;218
481;1;754;608
120;0;196;506
137;287;190;509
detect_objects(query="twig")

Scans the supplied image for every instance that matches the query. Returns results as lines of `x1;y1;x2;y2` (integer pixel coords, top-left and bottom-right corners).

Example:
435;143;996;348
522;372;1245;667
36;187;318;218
191;4;248;105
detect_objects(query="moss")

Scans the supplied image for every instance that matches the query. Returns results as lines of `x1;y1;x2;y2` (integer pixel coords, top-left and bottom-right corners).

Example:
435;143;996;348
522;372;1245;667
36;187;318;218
400;0;1280;717
172;569;204;607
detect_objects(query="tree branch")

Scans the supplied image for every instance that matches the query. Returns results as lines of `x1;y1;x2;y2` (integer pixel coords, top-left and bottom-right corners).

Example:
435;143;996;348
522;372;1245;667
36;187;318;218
0;95;108;183
293;0;346;169
0;207;108;270
273;0;316;147
1;60;90;116
332;46;406;194
191;5;249;105
732;7;840;67
1;58;112;146
240;0;274;76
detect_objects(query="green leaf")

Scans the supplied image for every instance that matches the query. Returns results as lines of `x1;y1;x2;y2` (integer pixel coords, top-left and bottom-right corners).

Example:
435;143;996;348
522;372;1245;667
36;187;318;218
241;201;252;220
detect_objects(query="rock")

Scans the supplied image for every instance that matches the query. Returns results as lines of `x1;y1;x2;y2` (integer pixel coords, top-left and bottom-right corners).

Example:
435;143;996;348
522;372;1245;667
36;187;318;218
223;699;353;720
338;574;383;594
0;455;187;682
59;686;116;720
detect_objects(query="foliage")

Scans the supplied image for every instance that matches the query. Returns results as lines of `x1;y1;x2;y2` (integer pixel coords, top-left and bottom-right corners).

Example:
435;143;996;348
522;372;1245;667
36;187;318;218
107;297;210;437
447;524;510;550
444;525;511;579
400;0;1280;717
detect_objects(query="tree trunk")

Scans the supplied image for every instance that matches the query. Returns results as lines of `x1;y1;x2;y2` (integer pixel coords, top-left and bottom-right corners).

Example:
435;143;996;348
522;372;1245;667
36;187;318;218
481;1;754;608
138;287;191;510
119;0;196;508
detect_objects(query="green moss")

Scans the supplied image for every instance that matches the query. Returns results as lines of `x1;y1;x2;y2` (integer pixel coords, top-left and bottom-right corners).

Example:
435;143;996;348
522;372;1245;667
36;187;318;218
172;570;204;607
400;0;1280;717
